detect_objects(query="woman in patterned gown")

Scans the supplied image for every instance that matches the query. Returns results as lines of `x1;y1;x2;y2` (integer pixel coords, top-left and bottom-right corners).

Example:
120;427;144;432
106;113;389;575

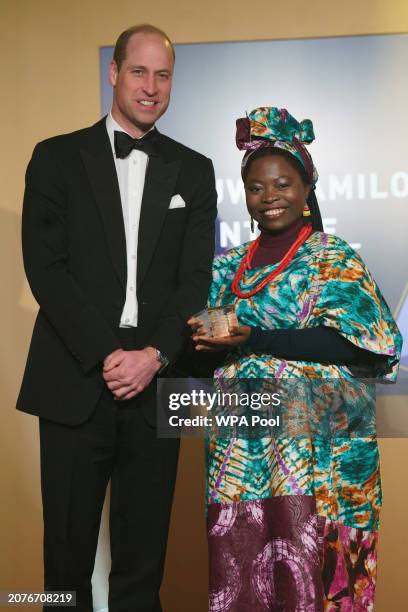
189;107;402;611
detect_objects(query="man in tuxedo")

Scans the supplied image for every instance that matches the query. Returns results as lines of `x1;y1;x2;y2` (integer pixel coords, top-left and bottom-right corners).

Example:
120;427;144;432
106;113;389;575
17;24;217;611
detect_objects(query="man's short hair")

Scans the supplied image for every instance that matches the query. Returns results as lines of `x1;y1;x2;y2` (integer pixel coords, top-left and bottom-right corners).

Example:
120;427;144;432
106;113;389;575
113;24;175;71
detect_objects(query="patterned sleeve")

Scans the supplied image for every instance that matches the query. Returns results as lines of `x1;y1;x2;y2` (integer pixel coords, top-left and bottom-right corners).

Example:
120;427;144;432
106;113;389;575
312;239;402;381
207;250;236;307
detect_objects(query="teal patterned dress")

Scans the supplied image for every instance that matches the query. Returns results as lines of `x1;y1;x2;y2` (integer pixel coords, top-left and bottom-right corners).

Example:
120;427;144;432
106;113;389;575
206;231;402;612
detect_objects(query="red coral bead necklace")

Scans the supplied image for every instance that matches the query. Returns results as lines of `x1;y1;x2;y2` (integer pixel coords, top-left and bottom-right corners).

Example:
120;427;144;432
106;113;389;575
231;224;313;298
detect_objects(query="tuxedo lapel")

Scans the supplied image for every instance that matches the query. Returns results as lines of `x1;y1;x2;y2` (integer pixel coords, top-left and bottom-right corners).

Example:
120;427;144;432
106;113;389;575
80;119;127;290
137;151;181;288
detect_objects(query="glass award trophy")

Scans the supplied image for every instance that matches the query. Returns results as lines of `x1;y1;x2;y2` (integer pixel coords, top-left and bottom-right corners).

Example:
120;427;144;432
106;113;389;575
192;304;238;337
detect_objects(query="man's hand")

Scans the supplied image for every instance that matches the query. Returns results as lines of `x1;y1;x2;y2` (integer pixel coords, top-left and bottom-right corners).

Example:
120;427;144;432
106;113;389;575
103;347;160;401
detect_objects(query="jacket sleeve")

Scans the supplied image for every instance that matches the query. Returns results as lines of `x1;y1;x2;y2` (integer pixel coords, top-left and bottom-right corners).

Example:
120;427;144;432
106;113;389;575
22;141;122;374
148;157;218;363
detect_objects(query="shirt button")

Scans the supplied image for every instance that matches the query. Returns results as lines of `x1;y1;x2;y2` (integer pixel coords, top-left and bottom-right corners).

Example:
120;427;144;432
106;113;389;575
131;255;136;260
129;287;134;292
125;318;130;323
132;224;137;230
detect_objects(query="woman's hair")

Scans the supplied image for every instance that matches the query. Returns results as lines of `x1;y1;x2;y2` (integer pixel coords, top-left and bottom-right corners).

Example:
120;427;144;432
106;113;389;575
242;147;323;231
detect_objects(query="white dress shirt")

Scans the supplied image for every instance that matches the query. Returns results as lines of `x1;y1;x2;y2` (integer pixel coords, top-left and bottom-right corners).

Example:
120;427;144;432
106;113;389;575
106;113;149;328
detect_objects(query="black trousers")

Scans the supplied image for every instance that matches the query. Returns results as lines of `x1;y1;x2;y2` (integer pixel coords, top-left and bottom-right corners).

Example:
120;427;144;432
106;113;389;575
39;386;180;612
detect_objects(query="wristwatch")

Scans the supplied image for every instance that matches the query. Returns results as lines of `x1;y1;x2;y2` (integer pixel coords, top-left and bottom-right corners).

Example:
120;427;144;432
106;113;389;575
150;346;169;374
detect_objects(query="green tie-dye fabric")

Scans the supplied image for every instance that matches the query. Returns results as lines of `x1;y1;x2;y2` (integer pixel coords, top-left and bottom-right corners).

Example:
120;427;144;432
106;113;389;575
207;231;401;529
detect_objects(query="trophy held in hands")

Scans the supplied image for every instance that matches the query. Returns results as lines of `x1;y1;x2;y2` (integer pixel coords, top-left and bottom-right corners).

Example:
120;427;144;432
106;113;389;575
192;304;238;337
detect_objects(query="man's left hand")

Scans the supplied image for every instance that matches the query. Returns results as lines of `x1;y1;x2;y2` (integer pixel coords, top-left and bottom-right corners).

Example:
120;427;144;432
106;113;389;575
103;347;160;400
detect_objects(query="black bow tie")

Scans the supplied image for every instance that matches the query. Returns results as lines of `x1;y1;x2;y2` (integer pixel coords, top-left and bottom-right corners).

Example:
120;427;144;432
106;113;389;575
114;129;158;159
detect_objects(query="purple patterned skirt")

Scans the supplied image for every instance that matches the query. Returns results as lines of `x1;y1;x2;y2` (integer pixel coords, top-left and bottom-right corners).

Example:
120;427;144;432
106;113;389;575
208;496;377;611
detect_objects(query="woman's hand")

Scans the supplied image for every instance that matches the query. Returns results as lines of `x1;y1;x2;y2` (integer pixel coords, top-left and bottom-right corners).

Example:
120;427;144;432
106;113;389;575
187;316;208;337
187;319;252;352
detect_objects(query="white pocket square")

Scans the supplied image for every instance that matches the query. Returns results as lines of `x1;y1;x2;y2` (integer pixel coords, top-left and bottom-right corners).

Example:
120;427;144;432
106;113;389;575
169;194;186;209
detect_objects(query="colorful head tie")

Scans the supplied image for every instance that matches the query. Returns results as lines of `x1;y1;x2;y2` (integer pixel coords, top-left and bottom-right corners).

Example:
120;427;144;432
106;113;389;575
236;107;318;185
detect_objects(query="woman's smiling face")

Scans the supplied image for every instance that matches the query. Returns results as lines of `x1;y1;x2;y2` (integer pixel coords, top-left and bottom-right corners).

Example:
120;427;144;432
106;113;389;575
244;153;310;233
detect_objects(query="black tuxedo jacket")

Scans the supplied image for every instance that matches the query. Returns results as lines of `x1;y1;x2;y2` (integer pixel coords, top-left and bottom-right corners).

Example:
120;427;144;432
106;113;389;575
17;118;217;425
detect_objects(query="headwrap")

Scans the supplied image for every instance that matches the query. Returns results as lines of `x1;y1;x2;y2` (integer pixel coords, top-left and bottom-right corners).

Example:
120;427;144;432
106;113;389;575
236;107;319;186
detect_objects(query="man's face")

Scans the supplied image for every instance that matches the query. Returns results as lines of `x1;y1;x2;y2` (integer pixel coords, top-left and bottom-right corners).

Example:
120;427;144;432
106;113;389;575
109;32;174;136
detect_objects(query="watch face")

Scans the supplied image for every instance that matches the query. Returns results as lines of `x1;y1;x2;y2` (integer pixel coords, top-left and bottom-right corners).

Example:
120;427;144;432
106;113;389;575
156;349;169;368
